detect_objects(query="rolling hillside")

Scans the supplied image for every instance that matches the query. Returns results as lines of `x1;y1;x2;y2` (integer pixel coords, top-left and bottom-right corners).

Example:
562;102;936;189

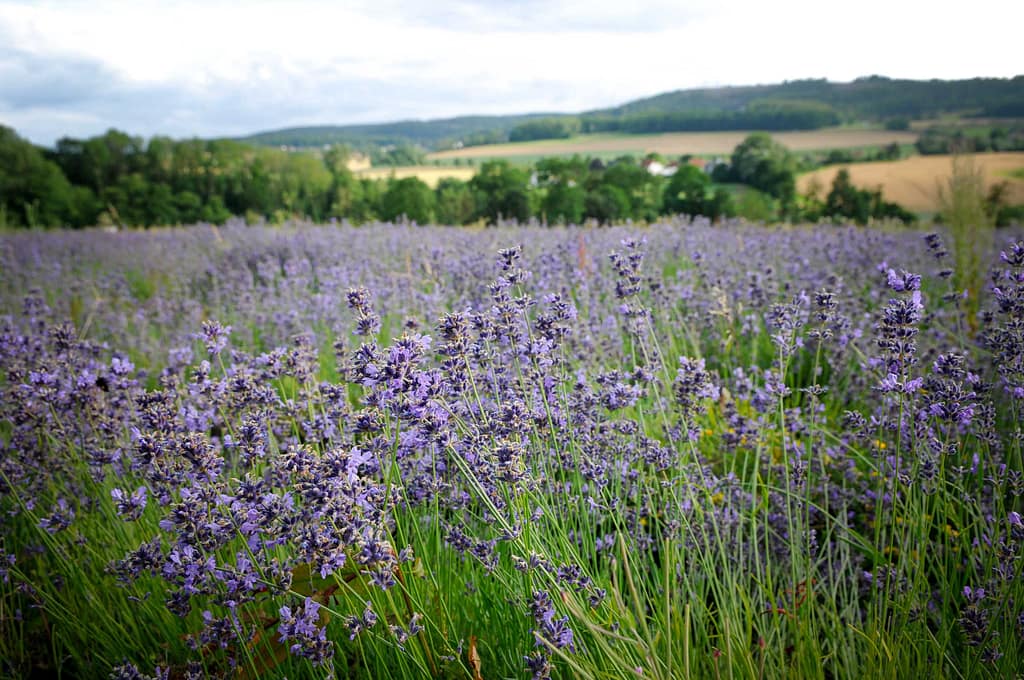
597;75;1024;118
239;75;1024;151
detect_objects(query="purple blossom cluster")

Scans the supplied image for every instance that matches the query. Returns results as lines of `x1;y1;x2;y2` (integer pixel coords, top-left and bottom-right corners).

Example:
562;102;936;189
2;220;1024;677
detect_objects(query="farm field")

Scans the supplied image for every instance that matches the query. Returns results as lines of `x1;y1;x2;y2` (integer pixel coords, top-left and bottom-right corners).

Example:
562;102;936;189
2;220;1024;679
428;127;920;162
798;152;1024;212
354;165;477;187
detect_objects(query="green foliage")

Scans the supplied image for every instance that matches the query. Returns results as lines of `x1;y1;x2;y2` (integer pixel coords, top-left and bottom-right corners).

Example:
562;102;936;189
729;133;798;211
825;169;871;224
379;177;435;224
541;183;586;224
583;184;631;224
885;116;911;131
985;181;1024;227
916;124;1024;155
534;156;589;185
732;187;776;222
938;154;994;323
371;144;427;167
879;142;903;161
508;117;580;142
459;129;506;147
584;99;840;135
2;124;919;228
600;159;664;222
201;196;233;225
469;161;532;223
823;169;916;225
434;178;476;225
662;165;732;219
535;156;588;224
0;126;95;228
993;203;1024;226
45;130;342;226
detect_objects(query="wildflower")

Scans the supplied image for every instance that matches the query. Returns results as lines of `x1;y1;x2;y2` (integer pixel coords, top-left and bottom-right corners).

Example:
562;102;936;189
111;487;148;521
278;597;333;665
198;320;231;356
344;601;378;640
39;499;74;534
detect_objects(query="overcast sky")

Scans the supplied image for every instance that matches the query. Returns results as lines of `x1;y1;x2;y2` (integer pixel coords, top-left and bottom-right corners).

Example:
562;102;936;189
1;0;1021;146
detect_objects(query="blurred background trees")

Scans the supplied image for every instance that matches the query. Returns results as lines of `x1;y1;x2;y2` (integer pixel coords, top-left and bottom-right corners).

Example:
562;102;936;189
0;125;970;229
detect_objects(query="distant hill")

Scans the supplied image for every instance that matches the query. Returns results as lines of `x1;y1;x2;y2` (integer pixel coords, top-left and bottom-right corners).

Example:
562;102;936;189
240;113;557;150
239;75;1024;150
596;75;1024;118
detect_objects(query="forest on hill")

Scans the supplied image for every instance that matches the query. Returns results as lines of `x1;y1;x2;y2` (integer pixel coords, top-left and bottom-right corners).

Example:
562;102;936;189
240;76;1024;150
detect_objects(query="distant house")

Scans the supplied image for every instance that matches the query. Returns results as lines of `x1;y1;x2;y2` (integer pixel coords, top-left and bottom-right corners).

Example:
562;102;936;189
641;159;678;177
687;157;708;171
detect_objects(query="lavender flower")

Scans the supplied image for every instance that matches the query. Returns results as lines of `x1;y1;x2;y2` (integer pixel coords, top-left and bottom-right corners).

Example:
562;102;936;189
111;487;148;521
278;597;333;665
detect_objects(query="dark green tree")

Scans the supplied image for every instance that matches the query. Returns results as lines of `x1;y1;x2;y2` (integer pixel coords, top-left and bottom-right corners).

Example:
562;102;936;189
541;183;586;224
380;177;435;224
469;161;531;224
662;165;712;216
825;169;871;224
0;126;88;227
823;168;914;224
174;191;203;223
584;184;631;224
372;144;426;167
601;159;663;221
508;117;580;142
535;156;588;224
353;178;385;222
730;133;797;210
435;178;476;225
200;196;232;225
535;156;588;185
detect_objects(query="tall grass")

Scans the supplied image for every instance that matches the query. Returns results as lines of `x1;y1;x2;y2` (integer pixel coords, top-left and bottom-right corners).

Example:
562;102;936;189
938;152;994;330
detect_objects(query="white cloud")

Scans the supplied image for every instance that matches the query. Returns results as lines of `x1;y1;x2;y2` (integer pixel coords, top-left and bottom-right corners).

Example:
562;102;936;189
0;0;1021;144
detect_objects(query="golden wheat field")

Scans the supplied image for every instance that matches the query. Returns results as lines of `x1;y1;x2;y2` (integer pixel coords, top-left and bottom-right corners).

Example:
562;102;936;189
428;128;920;161
797;152;1024;212
354;165;477;187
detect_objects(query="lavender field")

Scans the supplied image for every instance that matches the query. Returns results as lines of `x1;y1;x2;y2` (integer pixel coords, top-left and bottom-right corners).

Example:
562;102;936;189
1;219;1023;679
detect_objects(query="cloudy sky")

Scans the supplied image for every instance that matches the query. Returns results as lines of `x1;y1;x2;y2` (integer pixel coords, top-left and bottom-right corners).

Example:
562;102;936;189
1;0;1021;146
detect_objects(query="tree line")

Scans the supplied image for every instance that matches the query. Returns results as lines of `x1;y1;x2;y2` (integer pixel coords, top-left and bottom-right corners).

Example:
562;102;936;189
500;100;839;144
2;126;923;229
916;124;1024;155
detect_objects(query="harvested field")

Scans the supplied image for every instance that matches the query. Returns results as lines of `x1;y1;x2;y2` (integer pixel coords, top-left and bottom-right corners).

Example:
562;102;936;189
797;152;1024;212
354;165;477;187
428;127;919;161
